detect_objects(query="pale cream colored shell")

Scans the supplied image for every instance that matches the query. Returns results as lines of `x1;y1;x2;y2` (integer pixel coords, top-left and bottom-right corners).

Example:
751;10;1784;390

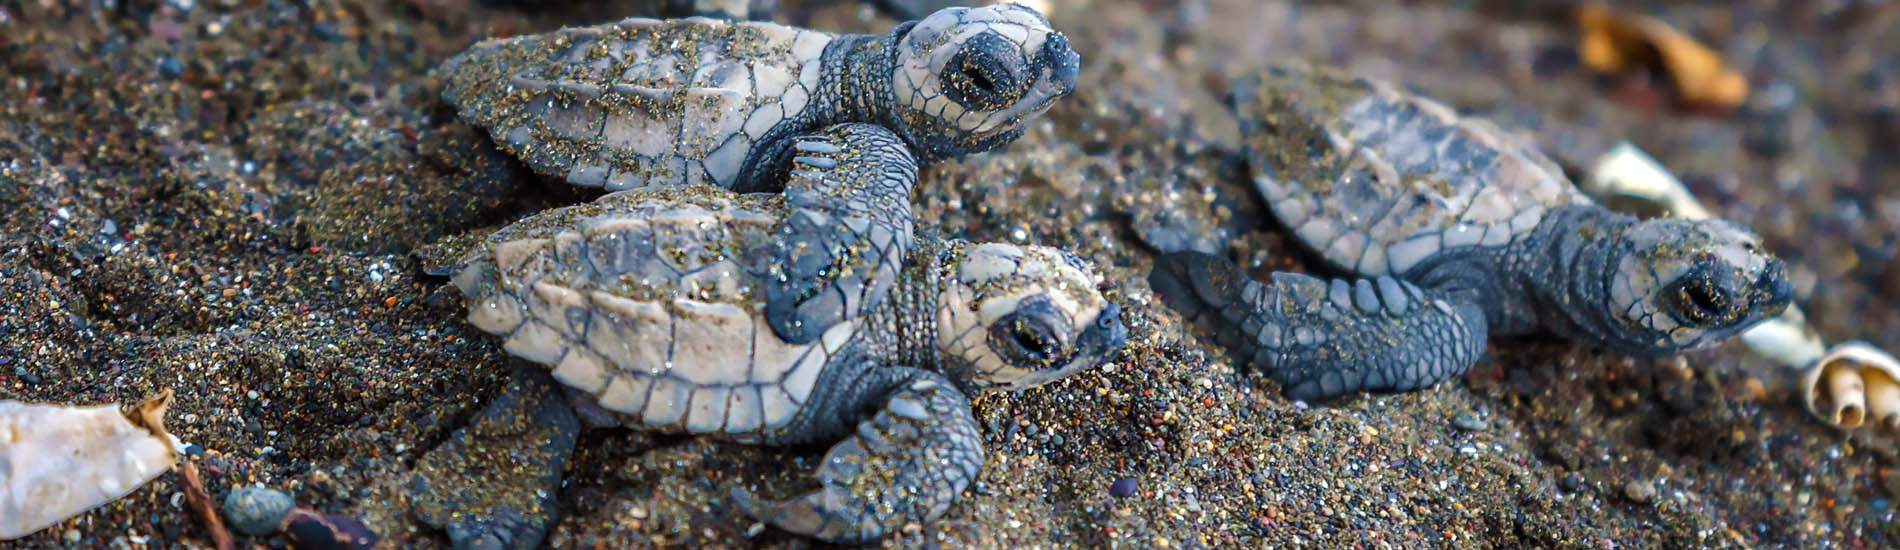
453;187;850;438
1235;62;1589;277
1801;342;1900;431
440;15;834;190
1;390;179;540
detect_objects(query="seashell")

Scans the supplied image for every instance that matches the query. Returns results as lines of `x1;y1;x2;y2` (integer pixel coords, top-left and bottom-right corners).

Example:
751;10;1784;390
1802;342;1900;431
1;390;182;540
1737;305;1827;369
1583;141;1713;220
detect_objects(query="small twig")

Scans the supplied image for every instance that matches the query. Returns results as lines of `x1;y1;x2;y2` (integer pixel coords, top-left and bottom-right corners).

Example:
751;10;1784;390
180;460;236;550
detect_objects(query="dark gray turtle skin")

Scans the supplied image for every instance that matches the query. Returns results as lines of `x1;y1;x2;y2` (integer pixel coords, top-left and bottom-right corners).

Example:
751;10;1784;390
408;175;1127;544
1148;61;1796;402
435;3;1080;349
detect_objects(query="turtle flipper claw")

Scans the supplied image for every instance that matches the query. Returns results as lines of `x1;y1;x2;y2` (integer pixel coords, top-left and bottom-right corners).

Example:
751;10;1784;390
765;123;919;345
409;363;579;550
732;371;981;543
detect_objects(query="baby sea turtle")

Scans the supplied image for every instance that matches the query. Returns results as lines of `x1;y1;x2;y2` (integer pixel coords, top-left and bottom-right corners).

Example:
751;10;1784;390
408;146;1127;545
435;3;1080;350
1148;62;1795;402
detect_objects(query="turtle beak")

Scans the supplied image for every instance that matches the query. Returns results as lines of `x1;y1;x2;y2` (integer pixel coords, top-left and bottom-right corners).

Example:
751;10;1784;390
1752;257;1794;317
1042;31;1080;98
1075;302;1128;364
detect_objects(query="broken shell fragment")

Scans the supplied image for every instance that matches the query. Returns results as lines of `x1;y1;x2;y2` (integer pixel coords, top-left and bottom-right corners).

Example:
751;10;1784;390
1802;342;1900;431
1583;141;1713;220
1;390;182;540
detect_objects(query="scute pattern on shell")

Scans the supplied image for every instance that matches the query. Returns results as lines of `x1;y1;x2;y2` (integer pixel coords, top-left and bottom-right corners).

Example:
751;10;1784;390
1233;62;1590;277
451;186;856;437
438;16;834;191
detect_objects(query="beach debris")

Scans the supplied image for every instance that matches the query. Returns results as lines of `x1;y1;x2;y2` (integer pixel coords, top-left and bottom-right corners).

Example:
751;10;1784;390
1574;3;1748;114
220;485;381;549
181;460;235;550
0;389;183;540
1802;343;1900;431
1582;141;1900;431
280;508;382;550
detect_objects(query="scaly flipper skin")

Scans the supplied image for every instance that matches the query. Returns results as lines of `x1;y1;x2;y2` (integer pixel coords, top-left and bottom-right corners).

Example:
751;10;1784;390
408;363;580;550
732;367;981;543
1149;251;1489;402
766;123;918;345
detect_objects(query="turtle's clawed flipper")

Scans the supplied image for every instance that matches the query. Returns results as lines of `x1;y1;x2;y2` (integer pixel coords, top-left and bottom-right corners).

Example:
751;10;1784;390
732;369;981;543
1148;250;1491;402
409;363;580;550
764;123;918;345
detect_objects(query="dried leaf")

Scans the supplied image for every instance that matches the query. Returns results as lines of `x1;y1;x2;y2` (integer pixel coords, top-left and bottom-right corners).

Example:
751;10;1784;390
1575;3;1747;113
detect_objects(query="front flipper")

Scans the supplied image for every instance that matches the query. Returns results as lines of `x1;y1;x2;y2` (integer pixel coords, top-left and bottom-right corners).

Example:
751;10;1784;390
731;370;981;543
409;363;580;550
765;123;919;344
1148;251;1490;402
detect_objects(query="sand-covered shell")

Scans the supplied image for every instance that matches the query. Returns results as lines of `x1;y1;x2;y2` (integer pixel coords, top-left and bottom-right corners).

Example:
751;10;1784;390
437;15;835;191
1;390;180;540
450;186;861;439
1231;61;1590;277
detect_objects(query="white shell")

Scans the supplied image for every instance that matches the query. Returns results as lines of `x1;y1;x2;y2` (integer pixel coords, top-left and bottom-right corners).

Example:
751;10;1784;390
1;390;180;540
1801;342;1900;431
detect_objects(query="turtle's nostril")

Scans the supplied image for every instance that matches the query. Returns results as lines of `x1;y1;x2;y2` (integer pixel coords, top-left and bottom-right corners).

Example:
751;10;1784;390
1756;259;1794;308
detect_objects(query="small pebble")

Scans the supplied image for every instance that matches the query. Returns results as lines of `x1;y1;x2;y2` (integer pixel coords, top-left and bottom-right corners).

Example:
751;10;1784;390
155;56;184;79
1623;479;1656;504
222;486;295;536
1110;476;1138;498
1451;414;1486;431
1559;474;1582;492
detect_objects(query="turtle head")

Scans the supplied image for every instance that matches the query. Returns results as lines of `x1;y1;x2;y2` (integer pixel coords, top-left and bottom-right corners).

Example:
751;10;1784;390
935;242;1126;393
886;3;1080;161
1605;217;1794;355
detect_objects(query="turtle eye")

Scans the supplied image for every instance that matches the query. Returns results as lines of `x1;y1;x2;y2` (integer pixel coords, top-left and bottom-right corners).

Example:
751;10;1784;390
941;33;1022;111
962;62;995;93
988;312;1062;368
1665;269;1738;326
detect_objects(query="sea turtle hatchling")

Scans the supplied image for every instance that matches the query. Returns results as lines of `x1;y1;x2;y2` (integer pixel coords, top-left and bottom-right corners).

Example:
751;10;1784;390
435;3;1080;350
1147;62;1796;402
406;177;1128;544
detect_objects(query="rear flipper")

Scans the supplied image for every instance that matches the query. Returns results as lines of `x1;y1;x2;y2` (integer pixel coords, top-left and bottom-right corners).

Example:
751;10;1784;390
765;123;918;345
1148;251;1490;402
408;363;579;550
731;369;981;543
